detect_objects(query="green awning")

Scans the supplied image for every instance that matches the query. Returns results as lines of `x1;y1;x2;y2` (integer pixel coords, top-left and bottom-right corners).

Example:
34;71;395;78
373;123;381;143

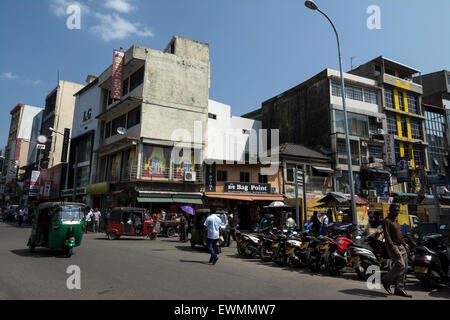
137;197;174;203
172;198;203;205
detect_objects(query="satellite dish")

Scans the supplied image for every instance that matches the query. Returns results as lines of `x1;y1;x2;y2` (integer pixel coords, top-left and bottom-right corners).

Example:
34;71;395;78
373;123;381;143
37;135;48;144
117;127;127;135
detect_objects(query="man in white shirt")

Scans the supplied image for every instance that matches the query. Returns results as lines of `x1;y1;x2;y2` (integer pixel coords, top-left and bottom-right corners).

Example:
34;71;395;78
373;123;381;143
322;212;330;236
85;208;93;234
204;212;222;265
93;208;102;233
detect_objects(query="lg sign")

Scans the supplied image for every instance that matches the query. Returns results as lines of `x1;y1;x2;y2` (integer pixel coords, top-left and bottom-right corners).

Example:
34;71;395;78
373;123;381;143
83;108;92;123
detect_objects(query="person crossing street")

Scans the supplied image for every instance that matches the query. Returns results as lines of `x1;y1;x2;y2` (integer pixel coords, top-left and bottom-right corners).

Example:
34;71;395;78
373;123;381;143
204;212;222;265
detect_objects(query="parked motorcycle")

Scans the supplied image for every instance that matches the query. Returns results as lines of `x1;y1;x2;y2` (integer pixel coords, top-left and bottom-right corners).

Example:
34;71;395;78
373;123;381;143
271;230;291;267
286;231;310;267
235;230;259;258
414;226;449;290
323;235;354;276
367;229;391;270
349;236;381;280
259;227;280;263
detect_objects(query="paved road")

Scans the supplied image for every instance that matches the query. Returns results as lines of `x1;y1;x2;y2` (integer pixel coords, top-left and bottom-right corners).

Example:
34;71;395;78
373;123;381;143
0;222;449;300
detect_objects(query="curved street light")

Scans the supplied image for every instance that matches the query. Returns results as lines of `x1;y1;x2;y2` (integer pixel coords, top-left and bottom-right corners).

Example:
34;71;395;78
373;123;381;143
304;0;358;227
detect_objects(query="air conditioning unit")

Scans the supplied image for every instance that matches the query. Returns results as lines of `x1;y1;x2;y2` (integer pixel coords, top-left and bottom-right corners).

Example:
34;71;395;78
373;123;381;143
361;156;369;164
361;141;368;147
368;190;377;198
376;118;383;124
184;171;196;182
377;129;385;135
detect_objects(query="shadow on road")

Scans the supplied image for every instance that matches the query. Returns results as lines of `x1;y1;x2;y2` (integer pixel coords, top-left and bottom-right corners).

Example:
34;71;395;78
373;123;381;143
179;259;210;265
339;288;389;298
10;248;69;259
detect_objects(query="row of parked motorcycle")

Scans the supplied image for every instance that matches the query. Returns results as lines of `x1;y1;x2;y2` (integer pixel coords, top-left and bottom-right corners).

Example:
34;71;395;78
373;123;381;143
235;223;449;291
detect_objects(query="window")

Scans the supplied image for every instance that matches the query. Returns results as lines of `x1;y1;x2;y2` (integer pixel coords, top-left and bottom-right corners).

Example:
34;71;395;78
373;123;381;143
111;114;126;136
331;81;377;104
240;172;250;183
217;171;227;182
127;106;141;128
410;118;423;140
401;117;408;138
129;66;144;92
123;78;130;96
385;88;394;108
208;113;217;120
286;164;295;182
335;110;369;137
105;122;111;139
413;145;425;166
368;145;383;159
387;113;397;135
425;110;446;171
258;174;268;184
364;89;378;104
398;91;405;111
407;94;418;114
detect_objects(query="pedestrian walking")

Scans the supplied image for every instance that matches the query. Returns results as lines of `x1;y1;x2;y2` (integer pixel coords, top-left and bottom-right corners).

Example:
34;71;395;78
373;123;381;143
311;211;321;235
204;212;222;265
93;208;102;233
85;208;93;234
179;214;187;242
381;204;412;298
321;211;330;236
18;207;25;227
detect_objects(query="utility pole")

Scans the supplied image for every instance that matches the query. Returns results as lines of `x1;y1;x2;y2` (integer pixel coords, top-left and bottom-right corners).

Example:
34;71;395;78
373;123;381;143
294;166;307;231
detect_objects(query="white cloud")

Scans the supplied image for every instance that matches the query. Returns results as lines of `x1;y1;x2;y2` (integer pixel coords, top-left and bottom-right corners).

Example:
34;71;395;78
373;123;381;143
105;0;134;13
1;72;19;80
90;13;154;42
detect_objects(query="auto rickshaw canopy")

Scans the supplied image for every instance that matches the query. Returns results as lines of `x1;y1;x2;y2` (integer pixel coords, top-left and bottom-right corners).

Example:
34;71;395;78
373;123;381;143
109;207;147;222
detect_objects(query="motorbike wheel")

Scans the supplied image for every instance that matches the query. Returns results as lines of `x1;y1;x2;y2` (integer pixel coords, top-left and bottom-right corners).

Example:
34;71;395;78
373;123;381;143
274;253;287;267
418;274;432;291
237;242;247;257
64;247;73;258
355;260;374;281
149;233;157;241
260;245;272;262
167;227;176;238
324;250;339;276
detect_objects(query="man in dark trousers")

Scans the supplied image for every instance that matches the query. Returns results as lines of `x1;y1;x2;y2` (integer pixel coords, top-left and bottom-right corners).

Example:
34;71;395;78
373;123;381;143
381;204;412;298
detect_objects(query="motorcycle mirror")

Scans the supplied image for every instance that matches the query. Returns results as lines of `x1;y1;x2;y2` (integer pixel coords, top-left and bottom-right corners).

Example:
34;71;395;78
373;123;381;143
440;225;446;230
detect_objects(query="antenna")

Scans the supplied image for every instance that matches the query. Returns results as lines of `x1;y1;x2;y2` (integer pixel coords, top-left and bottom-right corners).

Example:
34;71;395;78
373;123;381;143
350;57;356;70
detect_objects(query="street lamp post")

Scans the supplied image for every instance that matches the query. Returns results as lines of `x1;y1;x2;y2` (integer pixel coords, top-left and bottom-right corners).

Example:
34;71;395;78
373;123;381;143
304;0;358;226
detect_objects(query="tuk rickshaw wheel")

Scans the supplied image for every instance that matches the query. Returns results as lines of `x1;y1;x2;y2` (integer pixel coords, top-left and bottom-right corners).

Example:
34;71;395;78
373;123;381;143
29;244;35;253
108;232;119;240
148;233;157;240
64;247;73;258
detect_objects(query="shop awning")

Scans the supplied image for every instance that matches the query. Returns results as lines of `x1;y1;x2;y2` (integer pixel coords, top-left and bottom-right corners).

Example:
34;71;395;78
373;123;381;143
137;197;175;203
312;166;334;174
172;198;203;205
365;168;391;175
205;192;284;202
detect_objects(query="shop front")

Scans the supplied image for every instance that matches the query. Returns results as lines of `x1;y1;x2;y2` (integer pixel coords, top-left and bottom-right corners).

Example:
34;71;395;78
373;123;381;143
205;181;284;230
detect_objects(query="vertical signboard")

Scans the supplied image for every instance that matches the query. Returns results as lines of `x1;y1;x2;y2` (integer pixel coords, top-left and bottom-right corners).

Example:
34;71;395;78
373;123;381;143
205;163;216;192
61;128;70;163
29;170;40;197
111;50;125;100
384;134;395;166
396;158;409;183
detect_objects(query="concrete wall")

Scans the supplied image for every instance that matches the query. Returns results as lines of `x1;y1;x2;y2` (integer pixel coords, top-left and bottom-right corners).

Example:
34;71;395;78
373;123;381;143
206;100;262;163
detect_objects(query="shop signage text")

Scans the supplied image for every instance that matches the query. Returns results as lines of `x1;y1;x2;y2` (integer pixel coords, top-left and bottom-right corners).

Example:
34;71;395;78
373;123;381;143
224;182;271;194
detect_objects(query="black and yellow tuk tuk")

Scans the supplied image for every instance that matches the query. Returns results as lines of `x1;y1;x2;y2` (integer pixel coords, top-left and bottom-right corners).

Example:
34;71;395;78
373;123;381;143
27;202;88;257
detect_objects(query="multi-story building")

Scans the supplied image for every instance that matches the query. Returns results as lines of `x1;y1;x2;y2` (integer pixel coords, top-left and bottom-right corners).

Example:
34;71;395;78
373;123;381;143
243;68;387;198
349;57;428;194
37;80;85;201
2;104;43;204
61;75;102;205
415;70;450;176
204;99;283;229
91;36;210;211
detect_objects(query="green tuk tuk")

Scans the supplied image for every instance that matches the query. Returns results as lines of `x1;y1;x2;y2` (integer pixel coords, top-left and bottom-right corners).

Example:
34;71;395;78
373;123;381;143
27;202;88;257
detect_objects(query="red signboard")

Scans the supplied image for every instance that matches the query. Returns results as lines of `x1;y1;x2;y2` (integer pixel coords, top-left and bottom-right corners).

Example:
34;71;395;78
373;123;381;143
111;50;125;100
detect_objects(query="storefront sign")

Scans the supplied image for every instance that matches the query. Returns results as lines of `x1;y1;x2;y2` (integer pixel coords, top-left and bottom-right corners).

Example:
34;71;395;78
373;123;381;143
224;182;271;194
384;134;395;166
142;145;170;178
205;163;216;192
396;158;409;182
426;174;447;186
29;171;40;197
111;50;125;100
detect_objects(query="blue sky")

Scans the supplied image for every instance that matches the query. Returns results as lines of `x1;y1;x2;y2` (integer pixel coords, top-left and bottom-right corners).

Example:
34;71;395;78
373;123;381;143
0;0;449;148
